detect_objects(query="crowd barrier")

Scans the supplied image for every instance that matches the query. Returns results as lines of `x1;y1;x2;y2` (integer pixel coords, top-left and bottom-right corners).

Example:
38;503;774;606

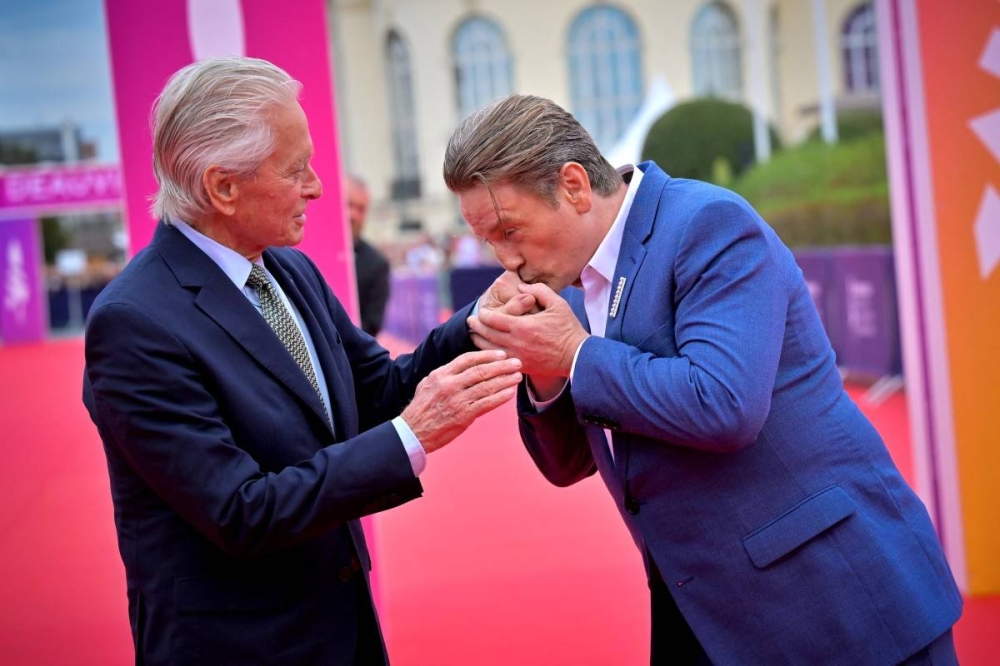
382;251;901;378
793;247;901;378
6;251;902;381
383;273;440;343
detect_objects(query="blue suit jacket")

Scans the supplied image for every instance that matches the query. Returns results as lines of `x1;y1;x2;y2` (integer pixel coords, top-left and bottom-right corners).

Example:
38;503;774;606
83;223;475;664
519;163;962;665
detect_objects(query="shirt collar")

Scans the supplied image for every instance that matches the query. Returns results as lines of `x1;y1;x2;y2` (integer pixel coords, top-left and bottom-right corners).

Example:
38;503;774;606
171;218;262;287
585;164;644;285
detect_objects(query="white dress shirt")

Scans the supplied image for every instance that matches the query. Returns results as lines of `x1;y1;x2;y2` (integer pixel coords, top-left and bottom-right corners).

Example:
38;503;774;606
531;165;644;459
172;220;427;475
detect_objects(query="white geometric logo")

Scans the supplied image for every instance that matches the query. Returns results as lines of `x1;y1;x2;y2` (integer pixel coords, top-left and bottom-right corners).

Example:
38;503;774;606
970;28;1000;280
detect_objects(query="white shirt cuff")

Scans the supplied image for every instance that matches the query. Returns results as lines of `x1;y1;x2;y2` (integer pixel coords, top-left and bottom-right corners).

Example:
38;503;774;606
392;416;426;476
569;338;587;381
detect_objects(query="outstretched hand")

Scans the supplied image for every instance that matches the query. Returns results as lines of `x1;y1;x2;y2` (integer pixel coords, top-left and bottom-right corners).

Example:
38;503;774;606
401;350;522;454
468;282;589;380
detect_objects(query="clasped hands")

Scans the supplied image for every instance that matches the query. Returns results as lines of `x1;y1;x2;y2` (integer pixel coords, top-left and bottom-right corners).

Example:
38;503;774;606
399;271;587;455
467;271;590;400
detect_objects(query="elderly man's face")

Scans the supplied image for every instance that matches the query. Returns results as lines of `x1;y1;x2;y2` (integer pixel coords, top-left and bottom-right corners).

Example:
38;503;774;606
459;181;590;293
232;101;322;255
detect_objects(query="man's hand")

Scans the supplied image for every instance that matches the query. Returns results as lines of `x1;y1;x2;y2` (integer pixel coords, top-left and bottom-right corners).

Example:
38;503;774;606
478;270;538;316
468;282;589;380
401;350;522;454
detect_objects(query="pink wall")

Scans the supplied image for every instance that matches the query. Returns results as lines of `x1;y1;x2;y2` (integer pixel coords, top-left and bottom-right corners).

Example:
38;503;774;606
103;0;356;316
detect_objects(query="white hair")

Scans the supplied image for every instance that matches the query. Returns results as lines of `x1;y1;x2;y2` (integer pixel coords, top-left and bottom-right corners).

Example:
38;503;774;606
150;57;302;222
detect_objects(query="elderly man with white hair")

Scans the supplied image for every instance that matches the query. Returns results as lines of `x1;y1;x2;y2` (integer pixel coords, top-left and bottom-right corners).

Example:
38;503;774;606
82;57;522;665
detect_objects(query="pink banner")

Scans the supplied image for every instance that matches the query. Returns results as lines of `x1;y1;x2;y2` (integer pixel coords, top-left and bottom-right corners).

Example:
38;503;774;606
0;165;121;213
103;0;356;316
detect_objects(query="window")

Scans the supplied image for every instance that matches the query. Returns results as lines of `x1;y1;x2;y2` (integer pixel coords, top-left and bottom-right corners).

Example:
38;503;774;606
567;6;643;152
386;31;421;200
691;2;743;100
841;2;879;93
453;17;513;121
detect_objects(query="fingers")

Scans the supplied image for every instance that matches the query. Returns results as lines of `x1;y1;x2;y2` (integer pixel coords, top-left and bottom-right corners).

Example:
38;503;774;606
470;332;501;352
501;293;537;316
403;350;522;454
518;281;560;309
482;271;525;310
456;355;522;390
472;306;518;333
441;349;508;374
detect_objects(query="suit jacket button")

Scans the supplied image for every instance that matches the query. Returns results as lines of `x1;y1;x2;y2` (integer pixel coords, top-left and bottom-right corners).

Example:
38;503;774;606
625;497;640;515
338;566;353;582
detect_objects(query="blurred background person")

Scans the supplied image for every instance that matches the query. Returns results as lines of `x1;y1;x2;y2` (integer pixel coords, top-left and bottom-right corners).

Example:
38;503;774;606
347;174;391;336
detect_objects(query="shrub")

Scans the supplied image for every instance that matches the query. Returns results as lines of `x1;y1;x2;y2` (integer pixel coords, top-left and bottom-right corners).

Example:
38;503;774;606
641;98;781;184
807;109;884;143
731;133;891;247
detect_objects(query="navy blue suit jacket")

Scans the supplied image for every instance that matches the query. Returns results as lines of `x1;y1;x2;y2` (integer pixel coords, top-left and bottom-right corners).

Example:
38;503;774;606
519;163;962;665
83;223;475;664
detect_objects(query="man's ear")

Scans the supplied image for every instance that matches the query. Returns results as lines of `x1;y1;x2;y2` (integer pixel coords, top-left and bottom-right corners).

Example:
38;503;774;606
558;162;592;214
203;165;238;216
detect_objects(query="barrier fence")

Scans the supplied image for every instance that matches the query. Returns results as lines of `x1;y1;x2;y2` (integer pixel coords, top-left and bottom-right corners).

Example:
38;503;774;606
383;250;901;380
3;246;903;380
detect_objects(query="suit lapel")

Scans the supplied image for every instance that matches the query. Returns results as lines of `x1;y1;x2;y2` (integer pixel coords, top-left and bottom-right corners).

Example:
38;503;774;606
264;251;356;439
603;164;668;485
156;225;330;432
604;163;668;341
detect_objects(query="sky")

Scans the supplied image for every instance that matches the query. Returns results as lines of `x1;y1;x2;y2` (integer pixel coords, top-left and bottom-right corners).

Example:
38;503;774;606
0;0;119;162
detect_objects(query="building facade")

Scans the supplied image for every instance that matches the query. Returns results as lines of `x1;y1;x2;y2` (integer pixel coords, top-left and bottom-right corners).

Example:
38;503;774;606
327;0;880;243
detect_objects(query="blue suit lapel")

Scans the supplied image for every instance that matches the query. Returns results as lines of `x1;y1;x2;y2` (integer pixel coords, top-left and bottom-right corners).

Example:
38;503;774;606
604;162;669;341
156;225;331;434
263;251;356;440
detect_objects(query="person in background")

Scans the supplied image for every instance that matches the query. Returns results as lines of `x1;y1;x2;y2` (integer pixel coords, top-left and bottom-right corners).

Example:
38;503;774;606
82;57;522;665
347;174;391;336
450;94;962;666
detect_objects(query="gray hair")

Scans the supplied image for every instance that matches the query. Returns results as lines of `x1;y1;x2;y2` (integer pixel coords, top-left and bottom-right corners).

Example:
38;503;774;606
151;57;302;222
443;94;621;206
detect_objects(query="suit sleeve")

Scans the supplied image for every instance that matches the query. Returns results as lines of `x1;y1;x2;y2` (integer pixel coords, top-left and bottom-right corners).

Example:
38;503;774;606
324;280;478;434
85;300;421;561
571;198;788;452
516;381;597;487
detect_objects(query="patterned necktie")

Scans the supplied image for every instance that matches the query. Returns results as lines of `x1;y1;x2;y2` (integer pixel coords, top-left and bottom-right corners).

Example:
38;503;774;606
245;264;329;423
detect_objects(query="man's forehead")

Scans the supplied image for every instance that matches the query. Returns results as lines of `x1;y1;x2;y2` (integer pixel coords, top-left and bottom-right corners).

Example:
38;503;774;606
460;187;505;231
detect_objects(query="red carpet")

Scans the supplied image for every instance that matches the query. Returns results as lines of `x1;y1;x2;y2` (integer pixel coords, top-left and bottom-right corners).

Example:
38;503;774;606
0;337;996;664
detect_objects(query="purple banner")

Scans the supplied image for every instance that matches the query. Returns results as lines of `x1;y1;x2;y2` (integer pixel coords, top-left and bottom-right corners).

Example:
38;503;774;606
0;165;122;213
792;249;841;357
385;274;440;343
830;247;902;377
0;218;46;344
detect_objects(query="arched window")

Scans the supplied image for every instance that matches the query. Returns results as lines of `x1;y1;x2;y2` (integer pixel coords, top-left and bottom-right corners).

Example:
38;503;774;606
841;2;879;93
691;2;743;100
567;6;643;151
386;31;420;199
453;17;513;121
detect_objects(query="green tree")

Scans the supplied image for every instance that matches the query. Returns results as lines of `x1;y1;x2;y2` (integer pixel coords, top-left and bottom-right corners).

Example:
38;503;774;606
641;98;781;184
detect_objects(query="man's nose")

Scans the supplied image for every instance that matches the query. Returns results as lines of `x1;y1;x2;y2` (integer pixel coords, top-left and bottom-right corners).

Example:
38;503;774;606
493;244;522;273
304;165;322;199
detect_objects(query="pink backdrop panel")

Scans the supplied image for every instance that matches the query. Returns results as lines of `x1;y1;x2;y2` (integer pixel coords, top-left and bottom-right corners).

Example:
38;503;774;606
103;0;356;316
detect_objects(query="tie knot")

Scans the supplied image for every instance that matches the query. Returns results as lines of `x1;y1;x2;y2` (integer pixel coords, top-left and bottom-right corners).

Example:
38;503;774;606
246;264;271;291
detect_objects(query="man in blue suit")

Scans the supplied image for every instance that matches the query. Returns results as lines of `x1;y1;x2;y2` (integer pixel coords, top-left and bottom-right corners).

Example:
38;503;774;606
447;95;962;665
82;57;522;665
